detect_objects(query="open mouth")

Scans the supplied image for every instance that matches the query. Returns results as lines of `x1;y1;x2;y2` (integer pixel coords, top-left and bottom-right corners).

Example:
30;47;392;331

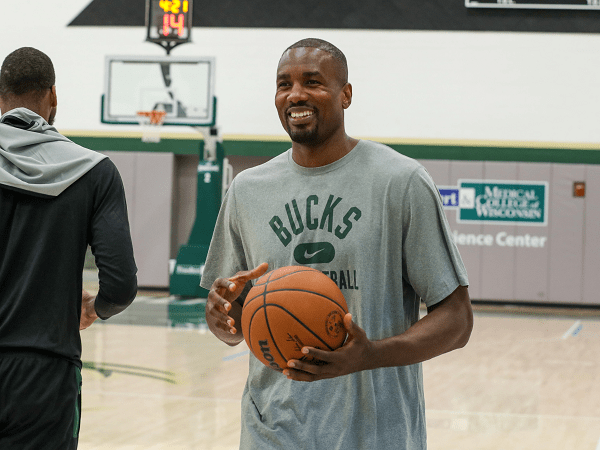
289;110;313;119
287;108;315;124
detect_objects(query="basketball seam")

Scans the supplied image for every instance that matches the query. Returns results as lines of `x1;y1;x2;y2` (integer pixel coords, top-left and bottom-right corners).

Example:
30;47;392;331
263;288;347;312
246;274;287;370
245;284;266;359
243;285;266;308
252;267;318;286
261;276;287;367
256;303;337;351
246;304;287;369
243;267;327;309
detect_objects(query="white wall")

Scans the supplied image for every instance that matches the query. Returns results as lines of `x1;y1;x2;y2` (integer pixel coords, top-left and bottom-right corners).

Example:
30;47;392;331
2;1;600;144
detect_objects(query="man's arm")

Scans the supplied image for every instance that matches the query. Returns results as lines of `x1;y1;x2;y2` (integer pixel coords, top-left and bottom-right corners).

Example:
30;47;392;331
369;285;472;366
88;160;138;321
284;285;473;382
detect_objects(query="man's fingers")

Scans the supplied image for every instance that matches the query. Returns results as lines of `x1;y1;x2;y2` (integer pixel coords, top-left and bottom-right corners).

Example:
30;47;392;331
343;313;354;334
212;278;235;293
249;262;269;278
229;262;269;284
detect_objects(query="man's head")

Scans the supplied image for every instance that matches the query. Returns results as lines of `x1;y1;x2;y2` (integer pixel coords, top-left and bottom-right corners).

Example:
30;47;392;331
275;38;352;147
284;38;348;86
0;47;57;124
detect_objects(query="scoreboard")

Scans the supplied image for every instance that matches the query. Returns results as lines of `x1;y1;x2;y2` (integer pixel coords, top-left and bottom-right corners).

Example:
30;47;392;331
146;0;193;45
466;0;600;8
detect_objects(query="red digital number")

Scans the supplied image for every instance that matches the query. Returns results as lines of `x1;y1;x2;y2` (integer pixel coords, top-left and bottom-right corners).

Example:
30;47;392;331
162;13;170;36
170;13;184;36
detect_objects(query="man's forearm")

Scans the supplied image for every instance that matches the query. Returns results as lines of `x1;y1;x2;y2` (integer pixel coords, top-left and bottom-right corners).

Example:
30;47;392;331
94;274;137;319
368;286;473;370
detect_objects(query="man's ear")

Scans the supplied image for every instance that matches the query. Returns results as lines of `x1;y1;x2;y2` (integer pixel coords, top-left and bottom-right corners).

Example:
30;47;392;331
342;83;352;109
50;85;57;107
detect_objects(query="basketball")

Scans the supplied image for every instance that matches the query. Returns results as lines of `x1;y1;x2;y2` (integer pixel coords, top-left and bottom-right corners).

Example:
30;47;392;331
241;266;348;372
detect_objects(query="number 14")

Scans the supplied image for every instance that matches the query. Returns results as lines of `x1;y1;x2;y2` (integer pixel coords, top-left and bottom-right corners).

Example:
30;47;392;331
163;13;185;36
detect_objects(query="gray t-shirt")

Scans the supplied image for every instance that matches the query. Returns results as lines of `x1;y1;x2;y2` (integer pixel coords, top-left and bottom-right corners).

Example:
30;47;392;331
200;139;468;450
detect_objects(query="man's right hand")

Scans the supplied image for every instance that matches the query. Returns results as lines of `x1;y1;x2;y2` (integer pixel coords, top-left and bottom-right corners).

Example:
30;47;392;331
205;263;269;345
80;289;99;330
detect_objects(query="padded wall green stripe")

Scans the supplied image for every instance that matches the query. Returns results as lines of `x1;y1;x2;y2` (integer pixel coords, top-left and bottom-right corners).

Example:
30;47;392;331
66;135;600;164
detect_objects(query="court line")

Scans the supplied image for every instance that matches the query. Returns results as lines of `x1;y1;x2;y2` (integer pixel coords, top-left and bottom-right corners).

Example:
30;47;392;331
222;350;249;361
83;389;242;403
596;435;600;450
562;320;583;339
428;409;600;422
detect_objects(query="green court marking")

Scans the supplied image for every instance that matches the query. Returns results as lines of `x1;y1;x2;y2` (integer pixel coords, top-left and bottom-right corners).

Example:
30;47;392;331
82;361;177;384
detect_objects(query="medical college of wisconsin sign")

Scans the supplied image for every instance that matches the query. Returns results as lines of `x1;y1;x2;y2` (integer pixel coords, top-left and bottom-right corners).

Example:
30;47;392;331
439;180;549;249
439;180;547;226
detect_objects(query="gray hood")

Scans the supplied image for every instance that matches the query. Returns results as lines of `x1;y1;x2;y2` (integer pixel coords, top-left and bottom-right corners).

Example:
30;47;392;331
0;108;106;197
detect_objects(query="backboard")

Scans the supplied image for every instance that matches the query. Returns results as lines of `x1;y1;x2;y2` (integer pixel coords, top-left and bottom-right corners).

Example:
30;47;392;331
102;55;216;127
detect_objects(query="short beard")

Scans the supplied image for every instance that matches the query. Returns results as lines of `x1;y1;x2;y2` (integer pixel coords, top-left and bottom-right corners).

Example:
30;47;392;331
287;125;319;145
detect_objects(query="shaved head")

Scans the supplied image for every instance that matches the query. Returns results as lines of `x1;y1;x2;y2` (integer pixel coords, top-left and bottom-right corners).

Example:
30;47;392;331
0;47;57;124
0;47;55;99
281;38;348;85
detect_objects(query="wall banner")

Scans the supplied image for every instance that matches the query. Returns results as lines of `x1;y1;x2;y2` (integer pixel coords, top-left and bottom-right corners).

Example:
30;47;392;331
439;180;548;226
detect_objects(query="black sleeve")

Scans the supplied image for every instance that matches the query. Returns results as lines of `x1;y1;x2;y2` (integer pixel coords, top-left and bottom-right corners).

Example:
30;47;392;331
88;159;138;320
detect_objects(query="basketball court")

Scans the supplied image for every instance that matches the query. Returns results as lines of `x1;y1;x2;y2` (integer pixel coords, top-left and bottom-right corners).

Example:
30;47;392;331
2;2;599;449
79;269;600;450
80;6;599;447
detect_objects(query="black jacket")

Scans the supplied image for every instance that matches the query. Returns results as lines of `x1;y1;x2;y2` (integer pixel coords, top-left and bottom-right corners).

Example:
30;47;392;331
0;109;137;367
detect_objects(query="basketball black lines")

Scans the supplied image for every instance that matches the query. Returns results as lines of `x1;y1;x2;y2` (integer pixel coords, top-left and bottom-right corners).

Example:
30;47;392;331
241;265;348;371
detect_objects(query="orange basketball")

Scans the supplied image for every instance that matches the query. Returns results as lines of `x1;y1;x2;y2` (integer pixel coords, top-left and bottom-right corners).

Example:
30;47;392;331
241;265;348;372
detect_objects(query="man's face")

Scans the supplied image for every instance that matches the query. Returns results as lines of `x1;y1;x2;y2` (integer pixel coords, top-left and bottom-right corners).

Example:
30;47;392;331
275;47;350;146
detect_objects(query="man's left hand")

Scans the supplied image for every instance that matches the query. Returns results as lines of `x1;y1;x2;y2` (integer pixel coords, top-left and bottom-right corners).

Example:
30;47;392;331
283;314;374;382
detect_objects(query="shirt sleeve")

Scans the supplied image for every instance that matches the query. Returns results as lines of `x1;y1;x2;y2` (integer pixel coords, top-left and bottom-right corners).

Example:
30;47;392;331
88;159;138;319
401;166;469;308
199;178;248;293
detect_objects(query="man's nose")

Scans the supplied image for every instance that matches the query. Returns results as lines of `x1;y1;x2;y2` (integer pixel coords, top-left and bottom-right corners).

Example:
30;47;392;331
287;82;309;103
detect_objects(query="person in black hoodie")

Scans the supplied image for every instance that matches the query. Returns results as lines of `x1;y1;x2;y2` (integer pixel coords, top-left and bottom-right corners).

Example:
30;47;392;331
0;47;137;449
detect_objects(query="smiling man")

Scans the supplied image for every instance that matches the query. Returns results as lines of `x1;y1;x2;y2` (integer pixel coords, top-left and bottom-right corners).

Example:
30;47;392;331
200;38;473;450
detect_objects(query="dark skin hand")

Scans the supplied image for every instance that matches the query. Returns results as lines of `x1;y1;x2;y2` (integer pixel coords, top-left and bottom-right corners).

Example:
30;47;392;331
80;289;99;330
205;263;269;346
283;285;473;382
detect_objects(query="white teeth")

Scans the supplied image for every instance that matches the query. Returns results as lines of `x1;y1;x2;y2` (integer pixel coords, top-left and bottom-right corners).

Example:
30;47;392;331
290;111;313;118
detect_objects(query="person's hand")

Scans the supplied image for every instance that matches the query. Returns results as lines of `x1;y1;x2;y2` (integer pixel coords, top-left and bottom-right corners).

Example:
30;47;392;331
80;289;99;330
282;314;375;382
205;263;269;343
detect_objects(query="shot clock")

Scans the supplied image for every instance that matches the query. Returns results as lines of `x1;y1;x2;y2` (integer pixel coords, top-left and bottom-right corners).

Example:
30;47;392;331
146;0;193;53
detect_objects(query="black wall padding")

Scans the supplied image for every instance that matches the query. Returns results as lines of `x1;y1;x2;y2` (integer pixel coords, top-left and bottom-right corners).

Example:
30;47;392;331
69;0;600;33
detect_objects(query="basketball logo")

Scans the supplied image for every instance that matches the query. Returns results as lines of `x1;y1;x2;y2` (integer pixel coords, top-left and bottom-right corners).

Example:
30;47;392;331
325;310;344;338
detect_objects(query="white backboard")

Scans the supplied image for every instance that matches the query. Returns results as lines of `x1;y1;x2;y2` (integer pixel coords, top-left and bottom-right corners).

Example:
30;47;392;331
102;55;216;126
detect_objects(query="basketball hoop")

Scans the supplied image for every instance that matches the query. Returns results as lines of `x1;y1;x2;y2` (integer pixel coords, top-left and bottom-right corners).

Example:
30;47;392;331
136;110;167;143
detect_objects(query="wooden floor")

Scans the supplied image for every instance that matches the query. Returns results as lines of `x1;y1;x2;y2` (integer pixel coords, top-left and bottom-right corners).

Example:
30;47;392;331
80;273;600;450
